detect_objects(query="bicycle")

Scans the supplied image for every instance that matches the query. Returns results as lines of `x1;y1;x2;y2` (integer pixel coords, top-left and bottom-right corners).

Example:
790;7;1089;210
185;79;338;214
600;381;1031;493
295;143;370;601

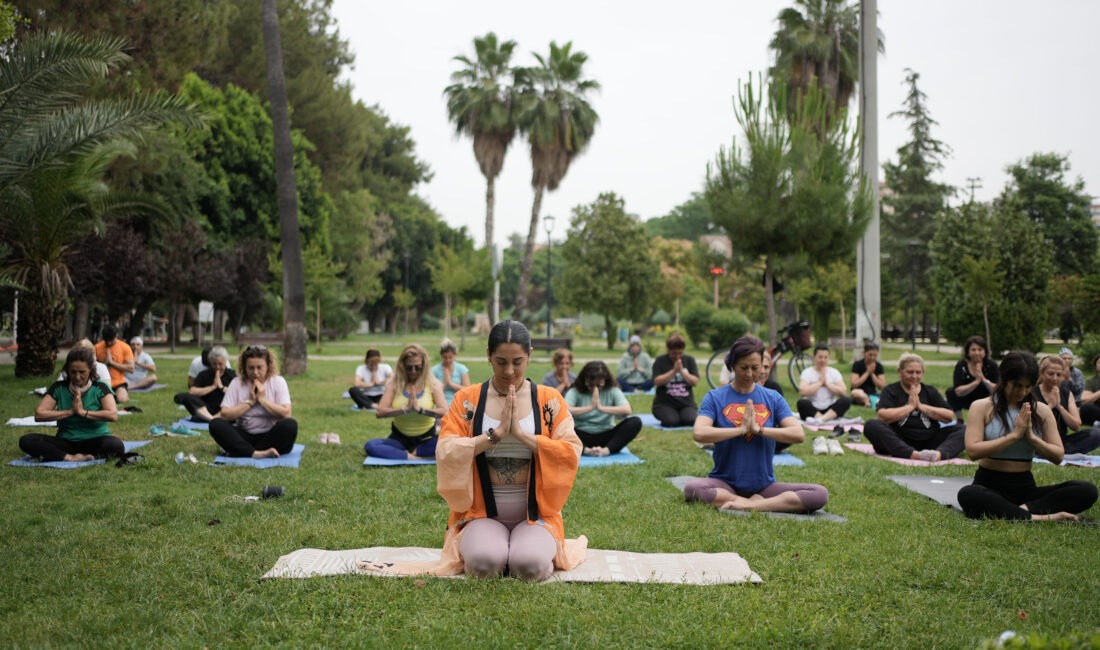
705;320;813;391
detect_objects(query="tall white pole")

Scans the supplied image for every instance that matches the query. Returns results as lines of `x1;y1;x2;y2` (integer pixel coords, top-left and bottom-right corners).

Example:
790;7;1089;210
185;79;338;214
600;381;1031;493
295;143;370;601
855;0;881;346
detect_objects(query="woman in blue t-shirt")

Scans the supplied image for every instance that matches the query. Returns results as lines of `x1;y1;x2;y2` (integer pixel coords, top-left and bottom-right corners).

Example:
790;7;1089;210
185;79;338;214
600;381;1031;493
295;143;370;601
683;335;829;513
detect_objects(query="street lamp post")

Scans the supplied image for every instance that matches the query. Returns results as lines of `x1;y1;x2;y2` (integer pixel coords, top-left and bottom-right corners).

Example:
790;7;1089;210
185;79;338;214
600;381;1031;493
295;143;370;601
906;239;920;351
544;215;555;338
709;267;724;308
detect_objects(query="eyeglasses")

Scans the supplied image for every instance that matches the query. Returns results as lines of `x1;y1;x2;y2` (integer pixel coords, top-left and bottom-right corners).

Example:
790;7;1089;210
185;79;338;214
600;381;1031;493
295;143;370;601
246;345;267;353
405;364;423;372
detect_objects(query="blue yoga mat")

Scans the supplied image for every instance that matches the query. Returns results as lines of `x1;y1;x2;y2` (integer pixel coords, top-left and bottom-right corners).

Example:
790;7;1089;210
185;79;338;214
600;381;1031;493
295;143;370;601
213;443;305;468
9;440;152;469
363;456;436;466
579;448;644;467
171;418;210;431
637;413;693;431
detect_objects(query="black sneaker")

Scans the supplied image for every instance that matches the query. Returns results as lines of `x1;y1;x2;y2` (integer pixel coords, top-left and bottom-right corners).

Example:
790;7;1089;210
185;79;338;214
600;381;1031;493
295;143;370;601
830;425;845;438
847;428;861;443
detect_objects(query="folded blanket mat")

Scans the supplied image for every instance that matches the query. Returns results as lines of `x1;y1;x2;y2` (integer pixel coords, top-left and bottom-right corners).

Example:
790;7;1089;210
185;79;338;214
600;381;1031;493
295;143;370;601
262;545;761;584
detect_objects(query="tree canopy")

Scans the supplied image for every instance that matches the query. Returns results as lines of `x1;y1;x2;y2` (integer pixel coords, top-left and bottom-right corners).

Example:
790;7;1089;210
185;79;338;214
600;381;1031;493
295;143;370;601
558;193;654;349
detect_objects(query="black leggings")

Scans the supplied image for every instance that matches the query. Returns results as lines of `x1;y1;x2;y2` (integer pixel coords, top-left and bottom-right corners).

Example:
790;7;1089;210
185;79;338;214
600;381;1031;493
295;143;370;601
173;392;219;420
19;434;124;462
957;466;1098;520
652;403;697;428
576;416;642;455
349;387;382;409
796;397;852;420
208;418;298;457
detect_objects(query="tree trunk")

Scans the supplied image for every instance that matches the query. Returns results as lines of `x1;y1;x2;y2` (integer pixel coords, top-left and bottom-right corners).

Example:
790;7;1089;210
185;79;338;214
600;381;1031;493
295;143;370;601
513;182;545;319
605;314;615;350
169;300;178;353
315;295;321;349
485;174;497;325
262;0;307;375
443;293;452;341
982;302;992;353
764;256;777;346
72;300;90;342
15;285;65;377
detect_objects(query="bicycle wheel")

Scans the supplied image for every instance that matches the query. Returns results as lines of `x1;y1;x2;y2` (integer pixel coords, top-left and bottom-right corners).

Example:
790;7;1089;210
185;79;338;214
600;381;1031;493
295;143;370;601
705;350;727;389
787;351;810;392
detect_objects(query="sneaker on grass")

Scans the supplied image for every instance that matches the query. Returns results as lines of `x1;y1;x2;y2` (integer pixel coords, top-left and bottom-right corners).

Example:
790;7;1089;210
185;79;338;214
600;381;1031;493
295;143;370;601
826;439;844;456
812;436;829;455
167;424;199;437
149;425;167;437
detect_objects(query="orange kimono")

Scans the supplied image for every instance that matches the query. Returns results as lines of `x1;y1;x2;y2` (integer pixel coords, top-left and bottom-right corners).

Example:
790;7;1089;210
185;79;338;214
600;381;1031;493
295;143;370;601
360;380;586;576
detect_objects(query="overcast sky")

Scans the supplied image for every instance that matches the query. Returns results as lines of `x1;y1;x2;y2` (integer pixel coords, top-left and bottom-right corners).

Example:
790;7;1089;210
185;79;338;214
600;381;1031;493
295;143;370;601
329;0;1099;246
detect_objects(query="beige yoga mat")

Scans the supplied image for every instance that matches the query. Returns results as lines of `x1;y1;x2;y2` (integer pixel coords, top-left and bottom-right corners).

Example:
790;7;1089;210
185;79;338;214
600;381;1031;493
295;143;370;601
263;546;761;584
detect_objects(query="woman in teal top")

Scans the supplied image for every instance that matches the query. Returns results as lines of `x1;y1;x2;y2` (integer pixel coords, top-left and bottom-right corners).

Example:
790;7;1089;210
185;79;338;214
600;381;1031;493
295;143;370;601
366;343;448;459
958;351;1097;520
564;361;640;457
20;347;122;462
431;338;470;406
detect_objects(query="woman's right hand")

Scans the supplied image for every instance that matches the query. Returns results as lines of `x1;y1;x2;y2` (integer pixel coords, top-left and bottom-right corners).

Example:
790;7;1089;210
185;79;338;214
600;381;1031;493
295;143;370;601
1012;402;1033;439
590;386;601;411
496;385;516;438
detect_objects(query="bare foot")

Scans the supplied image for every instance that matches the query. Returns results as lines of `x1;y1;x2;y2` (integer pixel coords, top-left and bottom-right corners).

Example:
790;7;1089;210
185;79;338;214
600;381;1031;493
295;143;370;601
719;494;760;511
596;447;612;457
63;453;95;462
252;448;280;459
1032;511;1080;522
582;447;598;456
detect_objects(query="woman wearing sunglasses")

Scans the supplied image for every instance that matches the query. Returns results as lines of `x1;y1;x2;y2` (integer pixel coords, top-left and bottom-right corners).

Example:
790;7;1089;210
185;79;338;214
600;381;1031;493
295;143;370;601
365;343;447;459
208;345;297;458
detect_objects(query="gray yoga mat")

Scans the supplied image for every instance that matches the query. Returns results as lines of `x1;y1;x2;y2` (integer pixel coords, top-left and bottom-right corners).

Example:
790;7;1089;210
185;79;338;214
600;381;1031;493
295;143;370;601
886;475;972;513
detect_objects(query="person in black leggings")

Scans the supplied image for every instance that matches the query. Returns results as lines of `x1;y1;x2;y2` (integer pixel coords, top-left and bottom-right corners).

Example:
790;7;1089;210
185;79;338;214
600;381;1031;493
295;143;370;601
957;351;1097;521
20;347;122;462
564;361;641;457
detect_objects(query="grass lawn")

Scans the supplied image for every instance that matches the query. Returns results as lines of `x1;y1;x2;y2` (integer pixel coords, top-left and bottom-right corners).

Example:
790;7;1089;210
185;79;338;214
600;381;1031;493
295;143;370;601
1;336;1097;648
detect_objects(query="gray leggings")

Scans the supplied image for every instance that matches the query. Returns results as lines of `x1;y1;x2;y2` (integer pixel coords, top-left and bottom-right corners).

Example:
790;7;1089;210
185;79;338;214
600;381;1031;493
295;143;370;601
458;485;557;581
683;477;830;512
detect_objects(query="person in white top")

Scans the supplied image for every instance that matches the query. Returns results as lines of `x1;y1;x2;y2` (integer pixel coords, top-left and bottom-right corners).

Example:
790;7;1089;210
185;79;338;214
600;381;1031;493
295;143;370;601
125;336;158;390
349;348;393;410
796;344;852;424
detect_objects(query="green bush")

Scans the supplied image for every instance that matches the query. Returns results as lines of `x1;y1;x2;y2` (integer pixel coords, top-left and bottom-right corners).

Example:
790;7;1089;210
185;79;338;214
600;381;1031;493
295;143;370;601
420;313;440;331
708;309;750;352
1079;333;1100;374
681;302;715;349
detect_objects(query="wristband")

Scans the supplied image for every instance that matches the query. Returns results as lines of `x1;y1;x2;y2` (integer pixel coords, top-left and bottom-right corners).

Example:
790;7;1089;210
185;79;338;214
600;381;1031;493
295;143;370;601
485;428;500;444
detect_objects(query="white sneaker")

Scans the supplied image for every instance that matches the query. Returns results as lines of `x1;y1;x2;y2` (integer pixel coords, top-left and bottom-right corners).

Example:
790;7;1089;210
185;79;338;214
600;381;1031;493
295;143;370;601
806;417;824;425
826;439;844;456
813;436;829;455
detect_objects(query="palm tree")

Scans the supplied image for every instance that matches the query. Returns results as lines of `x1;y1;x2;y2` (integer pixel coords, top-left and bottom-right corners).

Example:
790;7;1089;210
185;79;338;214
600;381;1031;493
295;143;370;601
0;31;194;376
513;41;599;319
444;32;519;324
768;0;877;118
261;0;308;374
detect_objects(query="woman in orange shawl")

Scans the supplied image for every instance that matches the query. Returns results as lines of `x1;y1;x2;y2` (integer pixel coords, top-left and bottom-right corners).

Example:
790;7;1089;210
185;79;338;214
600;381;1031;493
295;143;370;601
433;320;585;580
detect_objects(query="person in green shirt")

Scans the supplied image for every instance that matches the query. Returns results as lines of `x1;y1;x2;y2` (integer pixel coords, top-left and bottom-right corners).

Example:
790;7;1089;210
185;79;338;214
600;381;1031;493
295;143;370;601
565;361;641;457
20;347;121;462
